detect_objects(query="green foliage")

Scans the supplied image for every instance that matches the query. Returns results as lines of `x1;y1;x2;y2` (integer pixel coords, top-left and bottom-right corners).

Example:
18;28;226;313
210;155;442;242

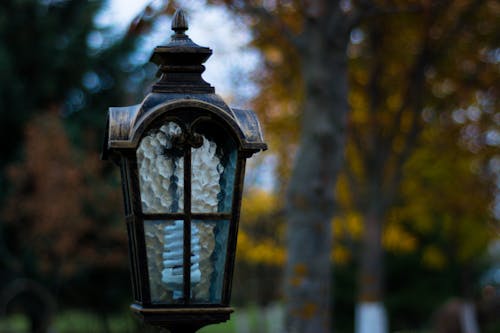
0;0;97;165
0;0;152;321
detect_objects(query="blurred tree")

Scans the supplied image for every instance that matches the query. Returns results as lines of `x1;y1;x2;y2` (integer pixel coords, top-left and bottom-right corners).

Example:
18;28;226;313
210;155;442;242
205;0;499;332
238;190;285;267
4;109;124;278
0;0;100;169
0;0;158;331
333;106;498;332
206;1;358;332
232;189;285;306
341;1;499;331
2;110;131;325
392;107;497;332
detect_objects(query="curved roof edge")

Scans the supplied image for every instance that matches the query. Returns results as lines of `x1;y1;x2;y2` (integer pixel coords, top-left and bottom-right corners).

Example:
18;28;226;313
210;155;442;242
103;95;267;159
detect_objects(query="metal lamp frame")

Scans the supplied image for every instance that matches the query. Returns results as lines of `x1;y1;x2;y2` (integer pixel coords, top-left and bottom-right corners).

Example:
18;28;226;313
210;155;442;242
103;9;266;331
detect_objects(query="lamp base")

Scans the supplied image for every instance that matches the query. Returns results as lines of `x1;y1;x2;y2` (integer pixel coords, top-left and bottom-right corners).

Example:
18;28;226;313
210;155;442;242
130;304;233;333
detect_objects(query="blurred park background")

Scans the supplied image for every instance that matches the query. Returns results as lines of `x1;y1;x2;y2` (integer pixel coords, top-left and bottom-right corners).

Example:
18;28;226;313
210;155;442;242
0;0;499;332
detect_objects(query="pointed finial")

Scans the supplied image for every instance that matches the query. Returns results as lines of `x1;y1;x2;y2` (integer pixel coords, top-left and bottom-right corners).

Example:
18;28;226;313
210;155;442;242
150;7;214;93
171;8;188;35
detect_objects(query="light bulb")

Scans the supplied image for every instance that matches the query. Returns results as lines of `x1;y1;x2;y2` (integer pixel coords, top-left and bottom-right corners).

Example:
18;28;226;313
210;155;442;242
160;136;222;299
139;123;228;302
162;220;201;299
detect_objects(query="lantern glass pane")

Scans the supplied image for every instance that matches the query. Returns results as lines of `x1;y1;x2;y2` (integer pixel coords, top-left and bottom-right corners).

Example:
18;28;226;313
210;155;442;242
191;220;229;304
137;122;184;214
145;219;185;304
191;124;237;213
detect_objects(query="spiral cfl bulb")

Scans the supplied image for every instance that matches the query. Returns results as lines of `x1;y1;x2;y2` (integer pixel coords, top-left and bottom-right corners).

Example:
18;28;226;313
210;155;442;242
161;220;201;299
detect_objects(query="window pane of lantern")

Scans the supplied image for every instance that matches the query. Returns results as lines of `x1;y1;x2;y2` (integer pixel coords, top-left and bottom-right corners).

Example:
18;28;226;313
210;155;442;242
137;122;184;213
191;127;237;213
191;220;229;304
145;220;185;304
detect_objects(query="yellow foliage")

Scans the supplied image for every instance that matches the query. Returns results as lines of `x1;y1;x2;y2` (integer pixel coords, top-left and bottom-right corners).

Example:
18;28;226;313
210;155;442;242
386;94;401;111
335;174;353;208
422;246;447;270
332;245;351;265
239;188;366;266
350;91;369;123
346;214;363;239
400;109;414;133
456;218;493;262
352;67;369;86
241;189;277;220
237;232;286;266
332;213;363;240
382;224;418;253
264;46;283;65
332;218;344;237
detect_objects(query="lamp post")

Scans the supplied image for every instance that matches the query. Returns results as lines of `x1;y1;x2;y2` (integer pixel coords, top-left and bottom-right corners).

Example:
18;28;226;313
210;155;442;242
102;9;266;333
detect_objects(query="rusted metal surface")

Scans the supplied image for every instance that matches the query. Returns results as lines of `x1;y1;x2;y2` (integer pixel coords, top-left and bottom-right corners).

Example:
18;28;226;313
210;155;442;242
105;96;267;154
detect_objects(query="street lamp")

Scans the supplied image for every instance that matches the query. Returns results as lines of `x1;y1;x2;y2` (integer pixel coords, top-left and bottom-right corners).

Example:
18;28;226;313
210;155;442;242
102;9;266;333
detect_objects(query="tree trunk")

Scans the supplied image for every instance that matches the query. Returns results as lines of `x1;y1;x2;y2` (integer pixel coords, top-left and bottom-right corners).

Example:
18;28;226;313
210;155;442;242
356;207;387;333
284;19;349;332
359;209;384;303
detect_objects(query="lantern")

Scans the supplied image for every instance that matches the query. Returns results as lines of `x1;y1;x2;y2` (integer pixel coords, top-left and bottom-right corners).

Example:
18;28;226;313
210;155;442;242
102;9;266;333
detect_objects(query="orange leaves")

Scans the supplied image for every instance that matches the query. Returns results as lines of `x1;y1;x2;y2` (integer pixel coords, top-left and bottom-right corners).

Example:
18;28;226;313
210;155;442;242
2;110;126;278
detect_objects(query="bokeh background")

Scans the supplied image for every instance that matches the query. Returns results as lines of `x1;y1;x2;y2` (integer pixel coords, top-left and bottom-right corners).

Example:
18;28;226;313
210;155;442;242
0;0;499;332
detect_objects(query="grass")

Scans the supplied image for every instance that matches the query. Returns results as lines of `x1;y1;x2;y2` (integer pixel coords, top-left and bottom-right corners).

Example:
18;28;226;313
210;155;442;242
0;307;437;333
0;310;238;333
0;311;137;333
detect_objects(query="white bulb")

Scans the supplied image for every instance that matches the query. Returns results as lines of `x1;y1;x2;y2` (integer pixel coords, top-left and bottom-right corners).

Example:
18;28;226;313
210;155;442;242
161;220;202;299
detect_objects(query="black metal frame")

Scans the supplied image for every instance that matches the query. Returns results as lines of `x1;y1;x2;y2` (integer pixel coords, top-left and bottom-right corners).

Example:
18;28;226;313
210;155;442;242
103;9;266;332
116;107;250;331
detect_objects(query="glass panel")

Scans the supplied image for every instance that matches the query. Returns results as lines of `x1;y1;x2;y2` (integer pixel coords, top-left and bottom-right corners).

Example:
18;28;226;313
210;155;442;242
191;126;237;213
145;220;184;304
137;122;184;214
191;220;229;304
